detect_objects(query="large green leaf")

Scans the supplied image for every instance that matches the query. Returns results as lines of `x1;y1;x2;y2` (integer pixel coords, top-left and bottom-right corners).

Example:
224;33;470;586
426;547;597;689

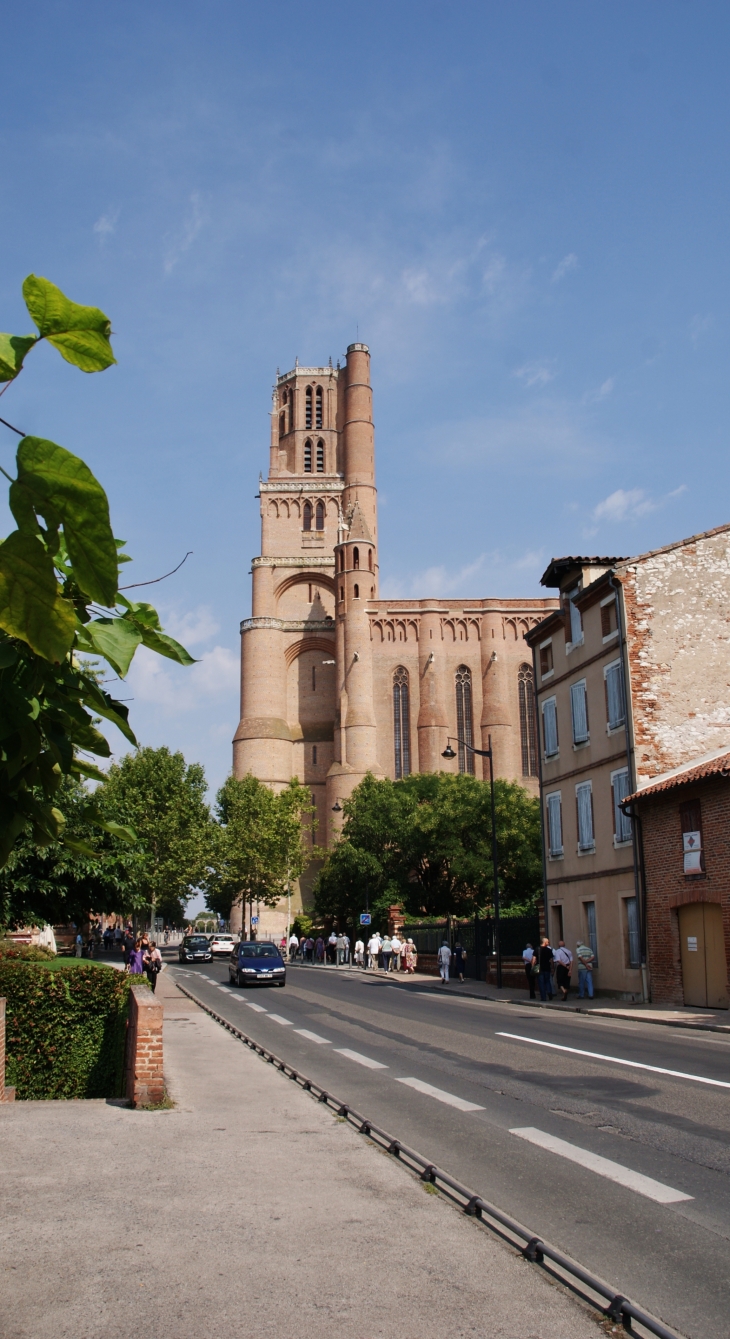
22;275;115;373
76;617;142;678
139;626;197;666
15;437;117;605
0;333;37;382
0;531;76;662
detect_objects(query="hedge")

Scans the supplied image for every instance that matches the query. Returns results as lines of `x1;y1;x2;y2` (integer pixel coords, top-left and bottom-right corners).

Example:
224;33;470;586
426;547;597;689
0;963;131;1099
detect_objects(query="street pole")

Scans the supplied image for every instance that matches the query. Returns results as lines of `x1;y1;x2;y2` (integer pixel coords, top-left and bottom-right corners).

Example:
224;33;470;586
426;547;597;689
488;735;502;990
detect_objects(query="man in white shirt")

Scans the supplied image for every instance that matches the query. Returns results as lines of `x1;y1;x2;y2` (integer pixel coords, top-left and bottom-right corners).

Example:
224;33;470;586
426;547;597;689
391;933;402;972
367;933;381;970
553;940;573;1001
522;942;537;999
437;941;451;984
354;938;365;967
288;933;299;961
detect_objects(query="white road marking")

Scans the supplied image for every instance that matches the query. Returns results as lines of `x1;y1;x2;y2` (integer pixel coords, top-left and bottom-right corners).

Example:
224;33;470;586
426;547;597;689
294;1029;331;1044
268;1014;293;1026
217;986;229;992
496;1032;730;1090
244;1001;267;1013
510;1127;693;1204
335;1048;388;1069
395;1077;484;1111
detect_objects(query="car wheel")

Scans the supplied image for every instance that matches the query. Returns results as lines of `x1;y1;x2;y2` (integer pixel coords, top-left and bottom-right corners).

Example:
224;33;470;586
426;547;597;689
236;971;243;987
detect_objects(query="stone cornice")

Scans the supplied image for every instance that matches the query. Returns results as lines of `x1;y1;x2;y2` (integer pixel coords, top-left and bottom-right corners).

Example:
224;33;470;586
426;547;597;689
259;479;345;494
240;617;336;633
251;556;335;568
277;366;339;384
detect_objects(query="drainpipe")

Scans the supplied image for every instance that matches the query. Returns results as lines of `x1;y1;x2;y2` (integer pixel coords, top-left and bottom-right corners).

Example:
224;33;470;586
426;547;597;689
530;638;550;942
609;573;648;1003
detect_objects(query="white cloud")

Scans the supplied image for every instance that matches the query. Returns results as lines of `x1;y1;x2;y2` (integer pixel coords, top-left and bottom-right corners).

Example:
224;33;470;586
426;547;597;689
93;209;119;241
590;483;686;527
551;252;578;283
127;643;238;714
380;546;548;600
163;192;206;274
583;376;614;403
159;605;220;647
514;361;555;388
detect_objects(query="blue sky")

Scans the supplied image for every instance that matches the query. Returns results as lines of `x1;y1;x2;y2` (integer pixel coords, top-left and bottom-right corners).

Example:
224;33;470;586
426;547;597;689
2;1;729;801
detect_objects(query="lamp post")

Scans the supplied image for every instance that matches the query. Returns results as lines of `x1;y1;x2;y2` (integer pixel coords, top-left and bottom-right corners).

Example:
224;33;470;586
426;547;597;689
441;733;502;989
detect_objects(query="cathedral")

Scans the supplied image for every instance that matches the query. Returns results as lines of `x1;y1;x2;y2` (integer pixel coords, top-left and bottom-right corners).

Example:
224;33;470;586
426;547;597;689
232;343;558;937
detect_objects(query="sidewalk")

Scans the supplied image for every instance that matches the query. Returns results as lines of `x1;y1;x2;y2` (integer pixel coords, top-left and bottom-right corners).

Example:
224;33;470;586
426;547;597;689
0;972;602;1339
295;961;730;1032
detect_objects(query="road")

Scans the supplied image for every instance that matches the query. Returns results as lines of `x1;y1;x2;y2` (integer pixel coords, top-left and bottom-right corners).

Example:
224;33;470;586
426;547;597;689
167;959;730;1339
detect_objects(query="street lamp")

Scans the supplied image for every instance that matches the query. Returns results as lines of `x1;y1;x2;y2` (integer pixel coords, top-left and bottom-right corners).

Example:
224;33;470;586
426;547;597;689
331;800;342;813
441;733;502;989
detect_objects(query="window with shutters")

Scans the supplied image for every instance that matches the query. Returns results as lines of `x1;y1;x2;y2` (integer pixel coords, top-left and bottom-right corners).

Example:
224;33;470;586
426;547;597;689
575;781;595;852
570;680;589;745
304;440;312;473
393;667;411;779
624;897;640;967
305;386;313;429
611;768;632;844
316;439;324;472
518;664;538;776
539;641;553;678
315;500;325;531
316;385;323;429
601;597;618;640
546;792;563;858
455;665;475;774
303;501;312;531
542;696;559;758
680;799;704;875
604;659;625;731
567;587;583;649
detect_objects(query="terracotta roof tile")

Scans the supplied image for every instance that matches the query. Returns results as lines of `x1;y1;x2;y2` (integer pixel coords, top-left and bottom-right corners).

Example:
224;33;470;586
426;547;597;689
629;748;730;802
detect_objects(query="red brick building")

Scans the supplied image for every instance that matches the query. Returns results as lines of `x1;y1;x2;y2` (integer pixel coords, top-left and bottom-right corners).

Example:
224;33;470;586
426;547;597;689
628;749;730;1009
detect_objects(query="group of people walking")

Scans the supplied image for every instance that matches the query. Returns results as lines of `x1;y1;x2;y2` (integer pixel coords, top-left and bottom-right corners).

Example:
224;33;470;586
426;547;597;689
125;934;163;991
288;931;351;964
287;929;419;973
522;938;596;1002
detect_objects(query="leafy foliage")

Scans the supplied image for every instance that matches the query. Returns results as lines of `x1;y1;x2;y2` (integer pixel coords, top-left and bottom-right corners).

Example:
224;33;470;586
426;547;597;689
314;771;542;928
1;961;130;1099
0;940;55;961
204;774;315;923
0;276;194;866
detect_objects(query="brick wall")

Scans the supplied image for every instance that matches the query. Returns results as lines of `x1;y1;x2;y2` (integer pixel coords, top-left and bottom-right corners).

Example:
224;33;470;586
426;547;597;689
0;997;16;1102
639;777;730;1006
124;983;164;1107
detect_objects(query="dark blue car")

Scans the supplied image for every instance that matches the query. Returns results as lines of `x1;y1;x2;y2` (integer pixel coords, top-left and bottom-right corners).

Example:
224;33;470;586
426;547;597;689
229;940;286;988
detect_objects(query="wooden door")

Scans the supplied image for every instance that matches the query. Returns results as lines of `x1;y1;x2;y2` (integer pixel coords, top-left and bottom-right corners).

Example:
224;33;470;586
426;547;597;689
678;903;729;1010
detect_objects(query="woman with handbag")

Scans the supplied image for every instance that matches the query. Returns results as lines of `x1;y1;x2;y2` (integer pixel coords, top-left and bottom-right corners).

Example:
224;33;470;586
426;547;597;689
143;941;162;992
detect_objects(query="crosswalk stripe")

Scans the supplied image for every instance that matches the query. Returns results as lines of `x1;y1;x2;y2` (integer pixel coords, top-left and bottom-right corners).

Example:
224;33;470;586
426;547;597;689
244;1001;267;1013
294;1029;330;1044
395;1077;484;1111
268;1014;292;1026
510;1127;693;1204
335;1048;388;1069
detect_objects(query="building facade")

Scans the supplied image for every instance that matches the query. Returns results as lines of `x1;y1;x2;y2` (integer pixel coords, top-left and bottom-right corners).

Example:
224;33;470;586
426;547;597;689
232;344;557;938
526;524;730;999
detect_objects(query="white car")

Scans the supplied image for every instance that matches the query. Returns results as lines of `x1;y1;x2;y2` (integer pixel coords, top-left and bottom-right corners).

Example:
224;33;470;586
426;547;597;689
209;934;236;956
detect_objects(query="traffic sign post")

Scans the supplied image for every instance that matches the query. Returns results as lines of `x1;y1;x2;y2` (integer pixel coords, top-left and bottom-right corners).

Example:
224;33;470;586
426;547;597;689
360;913;371;926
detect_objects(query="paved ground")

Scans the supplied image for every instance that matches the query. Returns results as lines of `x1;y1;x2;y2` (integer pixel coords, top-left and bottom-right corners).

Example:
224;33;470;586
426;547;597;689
167;958;730;1339
0;971;604;1339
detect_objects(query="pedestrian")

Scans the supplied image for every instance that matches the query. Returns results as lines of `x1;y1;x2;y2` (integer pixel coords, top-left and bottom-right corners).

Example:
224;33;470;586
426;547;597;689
103;927;113;954
437;941;451;984
114;925;123;952
391;932;402;972
453;942;466;982
144;941;162;992
403;938;417;973
553;940;573;1002
305;936;315;963
327;930;338;964
343;933;350;965
127;939;145;975
522;942;537;999
354;937;364;967
75;931;83;959
288;932;299;961
538;938;554;1001
576;940;595;999
164;928;170;945
315;935;325;964
336;932;346;966
381;933;393;972
367;932;380;970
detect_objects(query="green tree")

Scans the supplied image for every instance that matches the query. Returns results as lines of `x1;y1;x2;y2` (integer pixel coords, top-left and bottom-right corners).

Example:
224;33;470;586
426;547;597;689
97;747;213;926
0;275;194;867
205;774;314;933
314;771;542;925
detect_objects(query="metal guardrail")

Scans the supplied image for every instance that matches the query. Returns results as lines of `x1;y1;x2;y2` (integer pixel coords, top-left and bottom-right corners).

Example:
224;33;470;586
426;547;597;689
174;981;682;1339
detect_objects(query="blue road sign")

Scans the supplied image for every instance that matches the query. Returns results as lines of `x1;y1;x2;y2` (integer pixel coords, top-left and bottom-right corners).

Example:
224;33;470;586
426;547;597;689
360;913;371;925
251;915;259;924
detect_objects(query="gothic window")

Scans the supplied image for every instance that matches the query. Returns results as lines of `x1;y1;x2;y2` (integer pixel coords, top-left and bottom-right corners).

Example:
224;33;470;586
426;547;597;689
353;547;360;569
518;663;538;777
354;584;359;599
289;400;294;433
340;586;344;601
304;440;312;473
316;386;323;428
455;665;475;775
303;501;312;531
315;500;325;531
316;439;324;472
279;411;285;438
393;667;411;779
368;550;373;571
305;387;313;429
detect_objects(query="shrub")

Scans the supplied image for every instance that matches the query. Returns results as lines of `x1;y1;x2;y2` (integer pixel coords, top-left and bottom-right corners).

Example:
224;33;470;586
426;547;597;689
0;963;130;1099
0;940;55;962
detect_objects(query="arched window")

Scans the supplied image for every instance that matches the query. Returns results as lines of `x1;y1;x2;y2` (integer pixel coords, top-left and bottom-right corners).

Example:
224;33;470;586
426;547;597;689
315;500;325;531
393;667;411;779
316;385;323;428
305;387;313;429
368;550;373;571
518;663;538;777
316;439;324;472
339;586;344;601
353;547;360;569
354;584;359;599
303;501;312;532
279;411;285;438
304;440;312;473
455;665;475;775
282;389;288;403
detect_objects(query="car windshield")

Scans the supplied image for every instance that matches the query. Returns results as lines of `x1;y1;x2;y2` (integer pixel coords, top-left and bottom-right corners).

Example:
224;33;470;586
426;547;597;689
185;937;209;946
239;944;279;958
213;935;232;941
